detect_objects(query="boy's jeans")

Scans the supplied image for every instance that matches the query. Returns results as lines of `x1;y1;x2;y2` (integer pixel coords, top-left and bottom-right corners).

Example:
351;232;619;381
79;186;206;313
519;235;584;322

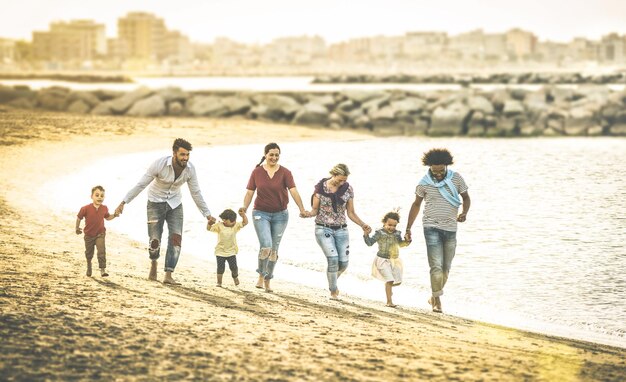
315;226;350;293
252;209;289;280
84;232;106;269
423;226;457;298
147;201;184;272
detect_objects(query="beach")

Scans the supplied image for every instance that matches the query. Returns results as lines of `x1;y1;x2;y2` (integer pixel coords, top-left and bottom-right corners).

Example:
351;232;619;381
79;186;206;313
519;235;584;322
0;107;624;381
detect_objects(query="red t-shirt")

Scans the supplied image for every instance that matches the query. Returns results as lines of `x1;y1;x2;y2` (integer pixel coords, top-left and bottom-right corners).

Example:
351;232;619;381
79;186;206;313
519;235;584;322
246;166;296;212
77;204;110;237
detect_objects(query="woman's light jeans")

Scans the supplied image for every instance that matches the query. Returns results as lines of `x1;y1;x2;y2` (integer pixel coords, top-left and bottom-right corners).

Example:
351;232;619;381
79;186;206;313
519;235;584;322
315;226;350;293
252;209;289;280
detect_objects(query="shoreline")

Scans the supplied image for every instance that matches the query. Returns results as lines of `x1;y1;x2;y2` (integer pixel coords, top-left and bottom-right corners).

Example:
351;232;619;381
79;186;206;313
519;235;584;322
1;108;624;380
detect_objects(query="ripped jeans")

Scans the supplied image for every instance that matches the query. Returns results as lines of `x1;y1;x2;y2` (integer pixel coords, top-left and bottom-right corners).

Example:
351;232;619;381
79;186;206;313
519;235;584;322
315;226;350;293
252;209;289;280
147;201;184;272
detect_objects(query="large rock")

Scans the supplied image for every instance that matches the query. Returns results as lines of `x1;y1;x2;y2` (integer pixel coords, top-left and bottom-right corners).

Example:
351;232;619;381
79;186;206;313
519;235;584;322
187;96;228;117
220;96;252;116
109;87;153;114
67;91;100;107
7;97;36;109
92;89;124;101
126;95;166;117
548;87;574;104
36;87;70;111
467;96;494;114
292;102;329;126
429;102;470;136
341;90;387;104
252;94;300;120
573;85;610;104
167;101;184;116
305;95;335;109
67;99;92;114
361;95;390;115
157;87;188;103
389;97;426;114
0;85;35;103
502;100;525;117
91;101;114;116
563;103;600;135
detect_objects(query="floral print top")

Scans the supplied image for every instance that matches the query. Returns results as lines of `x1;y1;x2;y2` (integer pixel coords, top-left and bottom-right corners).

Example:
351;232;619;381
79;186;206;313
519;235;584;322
315;181;354;226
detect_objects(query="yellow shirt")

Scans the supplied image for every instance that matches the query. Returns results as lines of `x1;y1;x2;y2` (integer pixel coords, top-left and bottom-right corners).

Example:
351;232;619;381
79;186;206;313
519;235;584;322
209;221;244;257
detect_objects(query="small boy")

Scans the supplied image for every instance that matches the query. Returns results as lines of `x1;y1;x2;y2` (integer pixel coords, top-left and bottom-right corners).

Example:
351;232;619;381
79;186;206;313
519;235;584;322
76;185;118;277
207;208;248;287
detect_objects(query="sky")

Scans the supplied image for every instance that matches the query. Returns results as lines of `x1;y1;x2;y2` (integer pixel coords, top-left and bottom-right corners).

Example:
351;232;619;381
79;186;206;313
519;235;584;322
0;0;624;44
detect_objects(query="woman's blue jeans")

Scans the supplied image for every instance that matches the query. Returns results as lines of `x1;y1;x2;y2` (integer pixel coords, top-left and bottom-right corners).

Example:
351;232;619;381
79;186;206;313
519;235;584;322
423;226;457;297
315;226;350;293
252;209;289;280
147;201;184;272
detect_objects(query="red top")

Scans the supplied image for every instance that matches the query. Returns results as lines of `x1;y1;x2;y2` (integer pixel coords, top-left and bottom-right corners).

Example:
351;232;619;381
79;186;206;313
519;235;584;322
77;204;110;237
246;166;296;212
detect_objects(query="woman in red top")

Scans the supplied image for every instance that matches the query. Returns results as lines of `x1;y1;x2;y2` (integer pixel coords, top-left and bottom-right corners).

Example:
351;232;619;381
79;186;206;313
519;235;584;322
242;143;307;292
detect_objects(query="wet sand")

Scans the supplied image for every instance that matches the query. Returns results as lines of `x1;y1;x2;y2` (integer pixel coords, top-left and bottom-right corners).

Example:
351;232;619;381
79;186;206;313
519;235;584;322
0;107;624;381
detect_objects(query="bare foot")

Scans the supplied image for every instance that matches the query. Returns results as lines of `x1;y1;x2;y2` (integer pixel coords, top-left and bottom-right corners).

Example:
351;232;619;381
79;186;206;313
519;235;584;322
386;303;397;308
428;297;442;313
330;289;340;300
163;272;181;285
255;275;264;289
264;279;273;293
148;261;157;281
216;283;222;288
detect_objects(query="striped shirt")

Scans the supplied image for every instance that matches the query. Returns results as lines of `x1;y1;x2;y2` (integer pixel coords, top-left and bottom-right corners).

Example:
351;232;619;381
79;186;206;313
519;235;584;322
416;171;468;232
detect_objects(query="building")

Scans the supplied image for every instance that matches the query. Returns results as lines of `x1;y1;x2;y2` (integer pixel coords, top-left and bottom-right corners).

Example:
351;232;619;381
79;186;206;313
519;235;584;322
449;29;485;59
32;20;106;62
163;30;193;64
117;12;167;61
328;38;371;63
536;41;568;62
0;38;15;64
402;32;448;60
598;33;626;62
483;33;507;60
505;28;537;59
567;38;598;61
260;35;326;66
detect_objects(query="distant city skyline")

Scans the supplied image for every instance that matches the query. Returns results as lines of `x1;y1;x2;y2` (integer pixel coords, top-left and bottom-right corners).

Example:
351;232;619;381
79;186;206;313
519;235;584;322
0;0;625;44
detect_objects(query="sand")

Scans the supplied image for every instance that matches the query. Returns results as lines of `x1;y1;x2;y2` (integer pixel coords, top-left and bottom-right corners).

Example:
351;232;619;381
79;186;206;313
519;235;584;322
0;107;624;381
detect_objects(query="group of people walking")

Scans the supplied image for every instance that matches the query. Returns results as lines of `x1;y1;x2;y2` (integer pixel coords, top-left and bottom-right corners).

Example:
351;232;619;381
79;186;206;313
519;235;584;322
75;138;470;313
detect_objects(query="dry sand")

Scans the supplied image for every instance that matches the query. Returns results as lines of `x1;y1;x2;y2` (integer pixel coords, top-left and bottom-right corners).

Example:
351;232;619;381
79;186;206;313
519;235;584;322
0;107;624;381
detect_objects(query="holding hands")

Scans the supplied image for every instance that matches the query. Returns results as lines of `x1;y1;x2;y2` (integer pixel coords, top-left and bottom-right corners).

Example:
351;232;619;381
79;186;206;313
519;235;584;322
115;202;125;216
207;215;216;225
404;230;412;242
363;225;372;235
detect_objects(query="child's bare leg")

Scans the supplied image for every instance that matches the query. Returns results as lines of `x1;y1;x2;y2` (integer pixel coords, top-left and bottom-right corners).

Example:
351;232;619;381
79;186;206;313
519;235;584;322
256;274;264;288
216;273;223;287
385;281;396;307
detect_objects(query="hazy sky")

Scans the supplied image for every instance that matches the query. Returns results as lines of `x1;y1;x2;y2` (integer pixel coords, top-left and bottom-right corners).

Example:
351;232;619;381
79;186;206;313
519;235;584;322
0;0;624;44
